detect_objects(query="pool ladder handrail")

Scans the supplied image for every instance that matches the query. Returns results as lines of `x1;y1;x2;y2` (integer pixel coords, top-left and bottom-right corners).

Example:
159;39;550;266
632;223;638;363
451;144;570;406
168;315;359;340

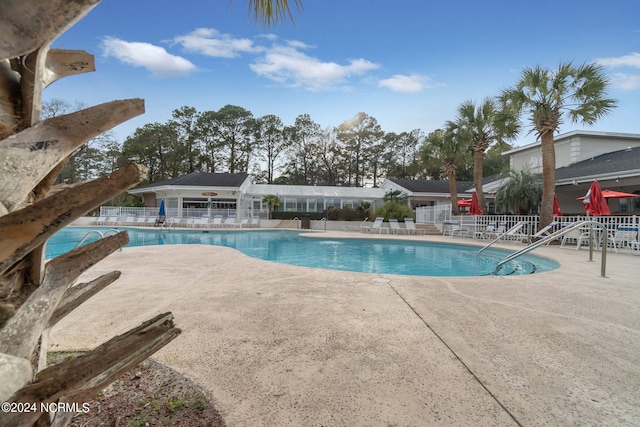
75;229;123;249
491;220;608;277
311;217;327;232
281;217;299;230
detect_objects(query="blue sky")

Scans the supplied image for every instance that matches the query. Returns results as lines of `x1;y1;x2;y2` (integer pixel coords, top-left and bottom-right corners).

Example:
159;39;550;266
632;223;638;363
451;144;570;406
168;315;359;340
46;0;640;147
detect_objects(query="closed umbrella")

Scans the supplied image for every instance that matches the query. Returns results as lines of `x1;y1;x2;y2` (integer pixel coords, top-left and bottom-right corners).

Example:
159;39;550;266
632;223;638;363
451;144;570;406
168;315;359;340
155;199;166;226
553;193;562;216
469;191;483;215
582;181;610;216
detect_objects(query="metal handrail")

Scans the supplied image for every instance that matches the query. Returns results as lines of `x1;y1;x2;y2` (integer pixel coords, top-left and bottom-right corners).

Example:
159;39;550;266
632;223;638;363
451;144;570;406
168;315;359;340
281;217;299;230
312;217;327;232
75;229;123;250
492;220;608;277
478;221;529;254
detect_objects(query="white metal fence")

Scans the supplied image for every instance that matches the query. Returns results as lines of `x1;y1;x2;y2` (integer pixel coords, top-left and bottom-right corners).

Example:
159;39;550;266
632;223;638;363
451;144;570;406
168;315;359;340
416;204;639;235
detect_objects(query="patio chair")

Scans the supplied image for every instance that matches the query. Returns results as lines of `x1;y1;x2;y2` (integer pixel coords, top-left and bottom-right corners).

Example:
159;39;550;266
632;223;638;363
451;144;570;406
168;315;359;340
124;215;135;226
362;217;387;234
474;223;497;240
222;216;237;228
136;216;147;226
238;218;250;228
442;221;458;236
211;215;223;228
607;226;639;252
450;223;470;238
503;221;530;243
95;216;107;225
403;218;424;235
561;227;591;250
186;218;197;228
147;216;157;226
250;217;260;228
388;219;402;234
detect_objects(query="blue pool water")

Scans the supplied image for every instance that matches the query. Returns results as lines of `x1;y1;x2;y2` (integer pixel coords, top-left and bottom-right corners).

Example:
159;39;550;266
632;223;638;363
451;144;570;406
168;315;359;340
45;227;559;276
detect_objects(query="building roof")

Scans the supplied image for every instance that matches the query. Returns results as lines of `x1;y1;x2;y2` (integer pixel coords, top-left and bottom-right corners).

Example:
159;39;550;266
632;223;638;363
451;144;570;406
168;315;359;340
139;172;250;189
388;178;474;194
246;183;385;199
556;146;640;182
503;130;640;155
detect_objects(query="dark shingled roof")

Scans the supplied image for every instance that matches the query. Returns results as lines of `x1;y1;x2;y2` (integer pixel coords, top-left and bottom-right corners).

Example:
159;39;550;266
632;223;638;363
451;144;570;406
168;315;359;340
140;172;250;188
388;178;474;193
556;147;640;180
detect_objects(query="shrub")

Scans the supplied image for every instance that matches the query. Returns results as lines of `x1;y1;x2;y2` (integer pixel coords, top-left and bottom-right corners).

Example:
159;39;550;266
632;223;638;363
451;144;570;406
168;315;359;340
373;202;413;222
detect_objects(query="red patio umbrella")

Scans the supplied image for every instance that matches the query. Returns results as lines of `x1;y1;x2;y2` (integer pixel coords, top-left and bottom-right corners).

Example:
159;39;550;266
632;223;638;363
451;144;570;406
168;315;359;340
599;189;639;199
553;193;562;216
457;198;472;207
581;181;611;216
469;191;483;215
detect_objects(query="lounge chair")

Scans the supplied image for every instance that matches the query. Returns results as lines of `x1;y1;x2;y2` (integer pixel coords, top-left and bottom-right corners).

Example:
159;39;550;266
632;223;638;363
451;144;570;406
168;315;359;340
238;218;250;228
607;227;639;252
147;216;157;226
503;221;529;243
136;216;147;226
96;216;107;225
211;215;223;228
250;218;260;228
531;221;559;245
450;223;469;238
403;218;424;235
388;219;402;234
362;217;387;234
222;216;236;228
561;227;591;250
124;215;135;226
186;218;197;228
475;223;497;240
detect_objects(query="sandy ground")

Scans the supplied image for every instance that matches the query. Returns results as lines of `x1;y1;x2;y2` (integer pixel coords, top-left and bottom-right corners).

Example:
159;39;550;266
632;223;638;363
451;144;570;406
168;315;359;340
49;232;640;426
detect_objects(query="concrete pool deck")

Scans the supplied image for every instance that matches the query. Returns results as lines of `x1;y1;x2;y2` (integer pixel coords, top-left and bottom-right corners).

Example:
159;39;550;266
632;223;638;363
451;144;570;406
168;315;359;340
50;231;640;426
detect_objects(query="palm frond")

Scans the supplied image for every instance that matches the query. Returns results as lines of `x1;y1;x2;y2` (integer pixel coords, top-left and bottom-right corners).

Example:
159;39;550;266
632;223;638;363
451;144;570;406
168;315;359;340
246;0;303;26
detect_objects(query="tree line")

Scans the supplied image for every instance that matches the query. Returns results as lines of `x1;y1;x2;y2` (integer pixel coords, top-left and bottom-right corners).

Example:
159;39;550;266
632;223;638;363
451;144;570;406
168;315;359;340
51;101;510;188
50;60;615;228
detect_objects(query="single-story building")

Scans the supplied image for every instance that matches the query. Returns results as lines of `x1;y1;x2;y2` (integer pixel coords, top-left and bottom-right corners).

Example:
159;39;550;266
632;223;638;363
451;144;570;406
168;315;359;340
127;130;640;218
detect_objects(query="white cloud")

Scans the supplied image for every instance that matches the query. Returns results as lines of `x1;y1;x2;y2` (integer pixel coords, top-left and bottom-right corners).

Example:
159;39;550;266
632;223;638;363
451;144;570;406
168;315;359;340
250;41;379;91
609;73;640;90
102;37;196;77
378;74;432;93
172;28;262;58
595;52;640;91
596;52;640;68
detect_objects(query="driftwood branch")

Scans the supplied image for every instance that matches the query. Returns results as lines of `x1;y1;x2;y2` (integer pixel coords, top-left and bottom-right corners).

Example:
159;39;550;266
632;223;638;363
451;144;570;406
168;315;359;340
1;313;180;427
0;99;145;212
0;232;128;358
0;162;147;276
43;49;95;87
0;0;100;60
47;271;121;329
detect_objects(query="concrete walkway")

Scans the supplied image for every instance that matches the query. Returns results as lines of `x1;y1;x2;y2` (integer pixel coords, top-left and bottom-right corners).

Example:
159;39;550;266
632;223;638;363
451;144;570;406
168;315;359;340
50;232;640;426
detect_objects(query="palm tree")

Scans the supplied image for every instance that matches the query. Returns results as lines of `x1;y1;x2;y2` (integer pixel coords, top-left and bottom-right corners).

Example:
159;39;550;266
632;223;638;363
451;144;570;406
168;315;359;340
422;128;470;215
448;98;502;211
497;62;616;227
262;194;281;219
248;0;303;25
494;169;542;214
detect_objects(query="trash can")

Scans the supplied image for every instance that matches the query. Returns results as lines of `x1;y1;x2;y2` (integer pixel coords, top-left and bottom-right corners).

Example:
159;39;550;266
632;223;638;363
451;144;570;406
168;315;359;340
301;215;311;229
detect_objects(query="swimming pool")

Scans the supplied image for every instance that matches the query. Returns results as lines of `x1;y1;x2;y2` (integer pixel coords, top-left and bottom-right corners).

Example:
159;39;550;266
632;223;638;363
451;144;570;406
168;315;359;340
45;227;559;276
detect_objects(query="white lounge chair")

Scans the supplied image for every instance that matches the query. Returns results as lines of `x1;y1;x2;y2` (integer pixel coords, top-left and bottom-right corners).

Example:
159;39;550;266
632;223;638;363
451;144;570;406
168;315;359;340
136;216;147;226
222;216;236;228
211;215;223;228
250;218;260;228
450;223;469;238
186;218;197;228
403;218;424;235
531;221;559;244
561;227;591;250
503;221;529;243
146;216;157;226
607;227;639;252
362;217;387;234
96;216;107;225
389;219;402;234
475;223;497;239
238;218;250;228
